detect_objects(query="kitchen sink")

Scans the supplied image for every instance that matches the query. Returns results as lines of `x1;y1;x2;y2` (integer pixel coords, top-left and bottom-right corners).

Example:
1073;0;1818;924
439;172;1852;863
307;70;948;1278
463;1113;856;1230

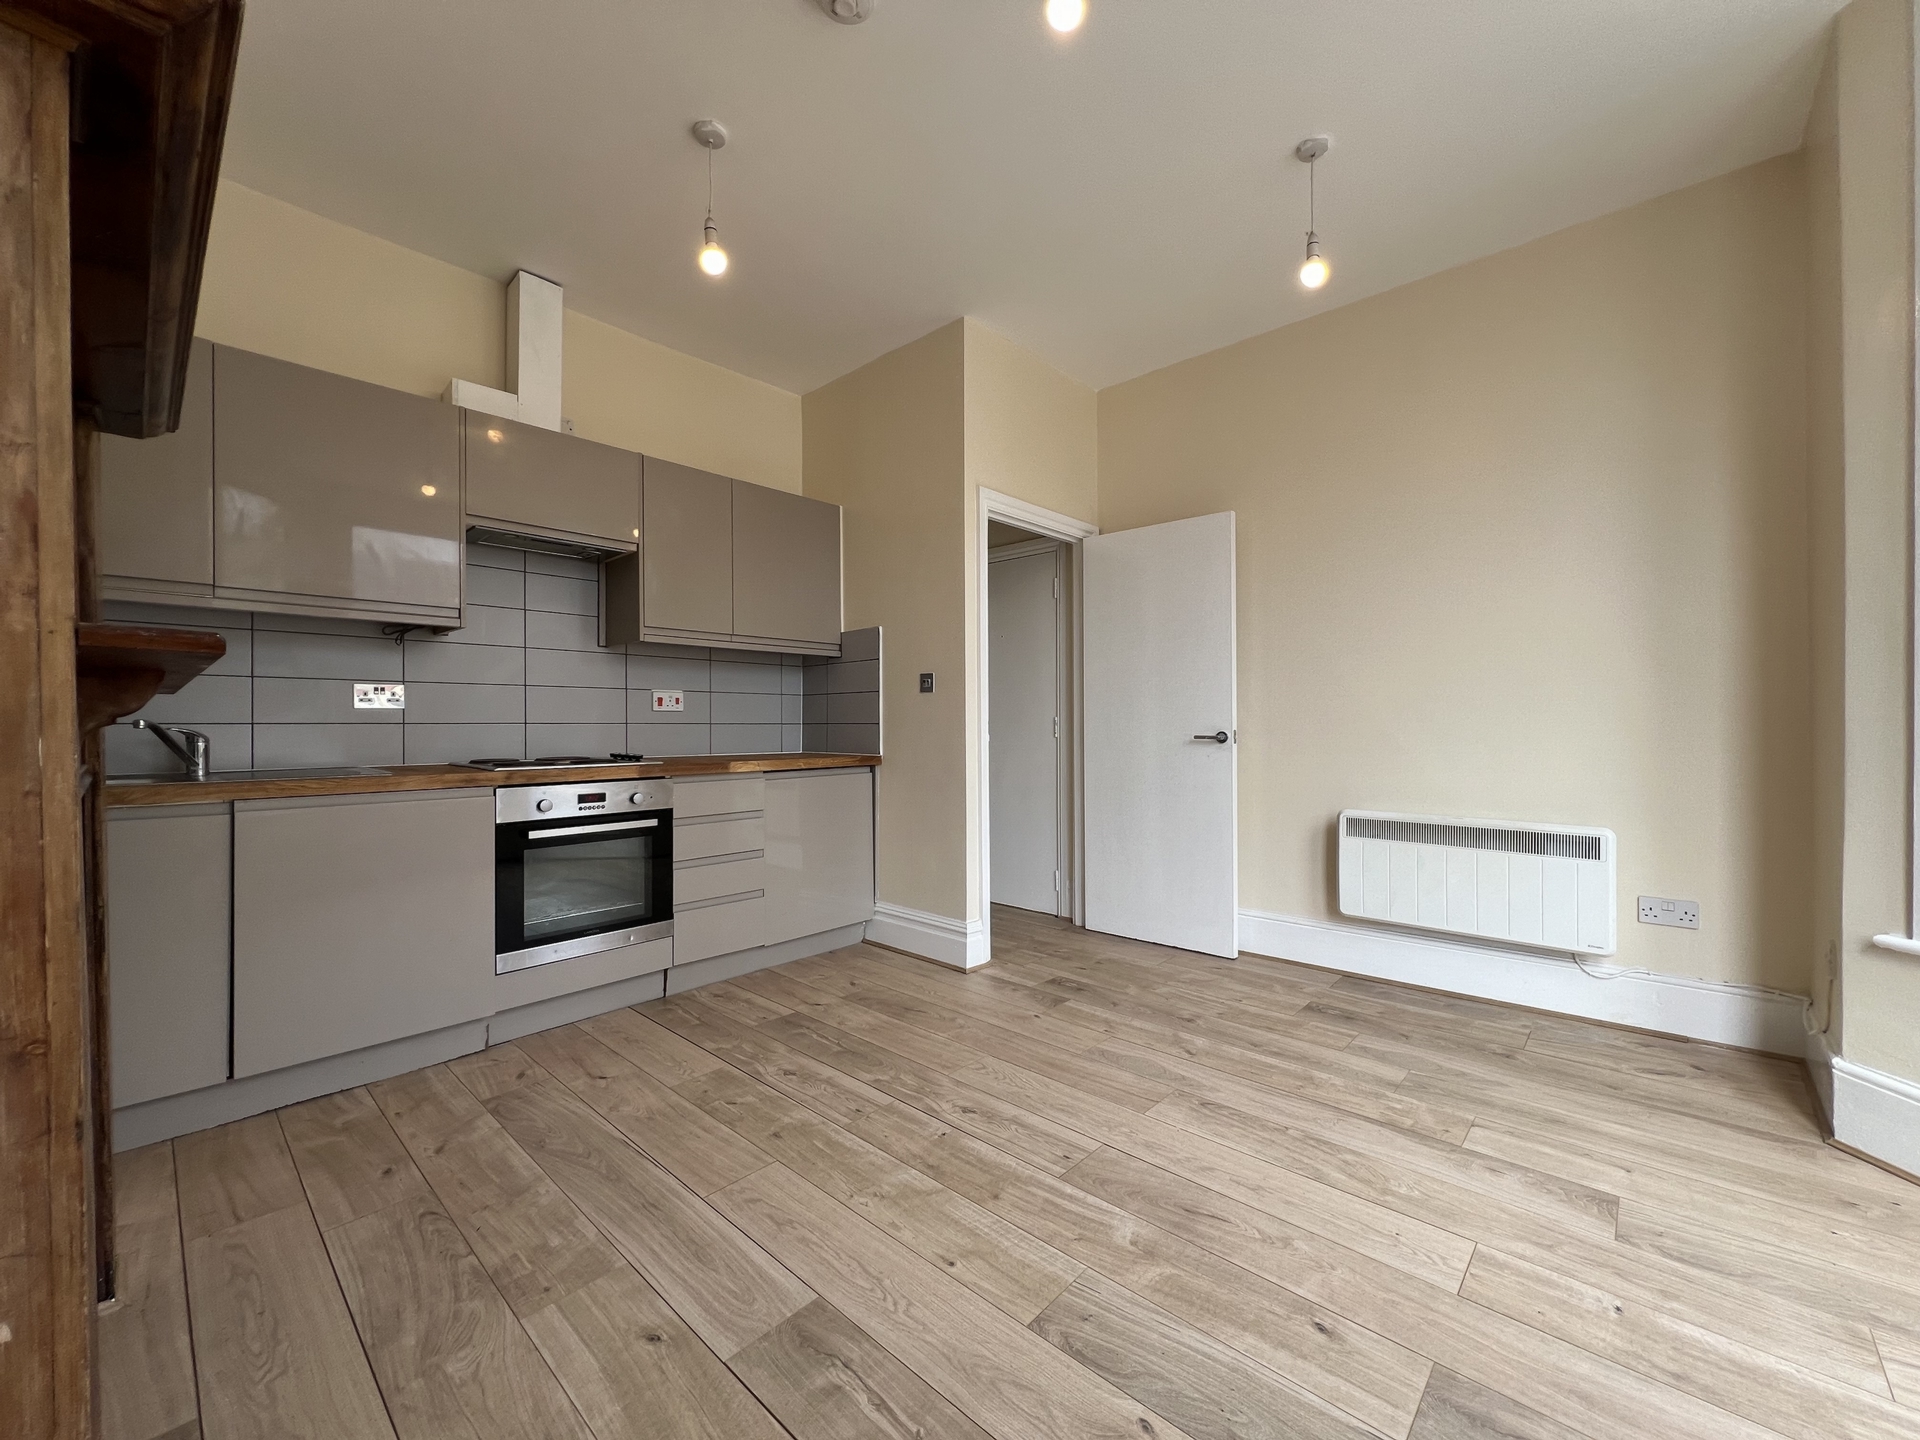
111;766;394;784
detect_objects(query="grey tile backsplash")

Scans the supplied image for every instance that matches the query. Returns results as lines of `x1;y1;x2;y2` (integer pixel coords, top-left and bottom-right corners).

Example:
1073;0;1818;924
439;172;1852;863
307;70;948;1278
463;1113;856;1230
106;544;885;776
802;625;882;756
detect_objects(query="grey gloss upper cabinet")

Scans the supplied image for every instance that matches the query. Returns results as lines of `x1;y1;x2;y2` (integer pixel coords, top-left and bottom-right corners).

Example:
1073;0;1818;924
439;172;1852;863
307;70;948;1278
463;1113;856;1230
732;480;842;651
99;337;216;602
641;458;733;638
608;463;842;654
463;411;640;549
214;346;463;624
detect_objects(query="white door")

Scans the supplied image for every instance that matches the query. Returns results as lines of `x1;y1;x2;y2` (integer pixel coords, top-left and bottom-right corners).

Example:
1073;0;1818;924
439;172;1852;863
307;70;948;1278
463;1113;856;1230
990;546;1062;914
1083;512;1237;956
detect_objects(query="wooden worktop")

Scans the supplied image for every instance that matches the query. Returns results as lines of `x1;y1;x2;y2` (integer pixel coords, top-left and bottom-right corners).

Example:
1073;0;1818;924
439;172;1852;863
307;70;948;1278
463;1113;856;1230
104;752;880;807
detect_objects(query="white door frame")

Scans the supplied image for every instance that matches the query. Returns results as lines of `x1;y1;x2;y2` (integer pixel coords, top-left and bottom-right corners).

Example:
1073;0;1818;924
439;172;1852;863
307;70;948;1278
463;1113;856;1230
976;489;1099;966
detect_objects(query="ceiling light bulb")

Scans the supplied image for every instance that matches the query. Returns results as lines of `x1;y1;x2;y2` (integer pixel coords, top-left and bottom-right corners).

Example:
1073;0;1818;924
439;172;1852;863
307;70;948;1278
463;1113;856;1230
420;484;437;497
1299;236;1329;290
699;222;729;277
1045;0;1086;32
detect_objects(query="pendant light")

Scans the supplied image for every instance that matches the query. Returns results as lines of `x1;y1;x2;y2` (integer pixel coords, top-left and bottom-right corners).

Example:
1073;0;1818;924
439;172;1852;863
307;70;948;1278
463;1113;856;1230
693;119;729;278
1295;135;1330;290
1045;0;1086;32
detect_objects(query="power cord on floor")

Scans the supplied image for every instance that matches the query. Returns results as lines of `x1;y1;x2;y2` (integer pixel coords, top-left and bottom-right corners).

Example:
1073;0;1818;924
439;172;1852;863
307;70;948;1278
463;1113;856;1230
1569;950;1648;981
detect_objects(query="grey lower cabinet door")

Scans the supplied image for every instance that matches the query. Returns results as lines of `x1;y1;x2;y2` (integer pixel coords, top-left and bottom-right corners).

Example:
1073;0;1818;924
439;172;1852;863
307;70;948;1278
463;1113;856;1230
762;768;875;946
107;804;232;1107
732;480;842;650
463;410;640;546
213;344;463;622
232;790;495;1077
99;337;215;598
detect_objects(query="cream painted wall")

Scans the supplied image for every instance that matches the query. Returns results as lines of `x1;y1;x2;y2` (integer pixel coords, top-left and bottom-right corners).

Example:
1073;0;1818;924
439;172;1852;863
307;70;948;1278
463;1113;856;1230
797;319;1096;930
803;323;969;921
963;320;1099;528
1100;156;1813;995
1817;0;1919;1082
194;181;802;491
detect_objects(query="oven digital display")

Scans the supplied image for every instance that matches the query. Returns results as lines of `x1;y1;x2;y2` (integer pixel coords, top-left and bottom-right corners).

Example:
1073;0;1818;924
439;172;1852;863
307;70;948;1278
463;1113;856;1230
576;792;607;804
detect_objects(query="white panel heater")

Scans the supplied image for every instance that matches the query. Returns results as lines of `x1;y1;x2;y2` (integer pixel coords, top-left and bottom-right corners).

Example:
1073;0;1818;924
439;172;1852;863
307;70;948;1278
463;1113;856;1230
1337;811;1616;955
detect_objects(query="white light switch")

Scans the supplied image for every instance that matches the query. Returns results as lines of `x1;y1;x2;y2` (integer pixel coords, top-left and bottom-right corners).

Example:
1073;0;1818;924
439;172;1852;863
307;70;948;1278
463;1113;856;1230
353;682;405;710
651;689;685;712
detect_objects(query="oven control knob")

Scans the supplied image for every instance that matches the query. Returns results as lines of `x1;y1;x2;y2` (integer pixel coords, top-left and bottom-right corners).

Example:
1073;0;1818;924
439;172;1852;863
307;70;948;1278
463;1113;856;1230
630;791;646;804
536;798;555;813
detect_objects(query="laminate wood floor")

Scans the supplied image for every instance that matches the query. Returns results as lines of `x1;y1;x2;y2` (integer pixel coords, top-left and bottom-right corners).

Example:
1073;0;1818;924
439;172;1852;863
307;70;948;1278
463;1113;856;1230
100;908;1920;1440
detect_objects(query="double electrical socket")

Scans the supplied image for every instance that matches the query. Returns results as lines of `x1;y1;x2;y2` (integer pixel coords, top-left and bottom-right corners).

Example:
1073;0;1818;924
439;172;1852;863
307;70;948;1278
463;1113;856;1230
1638;895;1699;930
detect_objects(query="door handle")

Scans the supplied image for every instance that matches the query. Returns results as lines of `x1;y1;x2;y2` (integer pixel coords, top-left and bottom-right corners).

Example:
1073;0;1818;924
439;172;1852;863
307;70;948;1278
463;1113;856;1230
1194;731;1230;744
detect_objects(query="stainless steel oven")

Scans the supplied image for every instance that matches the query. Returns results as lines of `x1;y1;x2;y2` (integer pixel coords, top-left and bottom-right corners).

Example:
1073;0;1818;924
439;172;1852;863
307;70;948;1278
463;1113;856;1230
495;779;673;973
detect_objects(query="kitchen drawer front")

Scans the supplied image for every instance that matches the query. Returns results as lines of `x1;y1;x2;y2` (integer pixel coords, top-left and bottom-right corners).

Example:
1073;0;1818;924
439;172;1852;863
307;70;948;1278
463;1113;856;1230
493;935;673;1013
673;774;765;819
676;854;766;907
674;897;767;964
673;815;765;862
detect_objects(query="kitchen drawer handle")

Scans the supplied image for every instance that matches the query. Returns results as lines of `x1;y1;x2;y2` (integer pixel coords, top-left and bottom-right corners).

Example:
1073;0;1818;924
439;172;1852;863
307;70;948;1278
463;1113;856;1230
528;818;659;839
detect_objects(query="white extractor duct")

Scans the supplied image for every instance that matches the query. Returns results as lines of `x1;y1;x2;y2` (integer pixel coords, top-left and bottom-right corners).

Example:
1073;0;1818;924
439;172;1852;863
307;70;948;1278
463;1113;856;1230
445;269;564;431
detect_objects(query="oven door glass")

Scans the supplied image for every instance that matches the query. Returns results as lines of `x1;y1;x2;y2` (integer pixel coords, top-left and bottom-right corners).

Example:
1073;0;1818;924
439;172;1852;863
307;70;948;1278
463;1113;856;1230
497;811;671;963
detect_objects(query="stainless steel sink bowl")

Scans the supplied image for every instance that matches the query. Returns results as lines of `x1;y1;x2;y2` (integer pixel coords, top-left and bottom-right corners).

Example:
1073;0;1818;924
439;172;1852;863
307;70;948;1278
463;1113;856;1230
111;767;394;784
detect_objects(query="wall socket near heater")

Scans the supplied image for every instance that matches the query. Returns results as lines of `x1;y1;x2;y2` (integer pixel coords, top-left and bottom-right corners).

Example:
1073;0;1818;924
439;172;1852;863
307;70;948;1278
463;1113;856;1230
1638;895;1699;929
651;689;685;712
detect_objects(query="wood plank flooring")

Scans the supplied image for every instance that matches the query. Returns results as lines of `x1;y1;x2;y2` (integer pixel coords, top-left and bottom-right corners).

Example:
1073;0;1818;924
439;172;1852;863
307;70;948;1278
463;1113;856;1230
99;907;1920;1440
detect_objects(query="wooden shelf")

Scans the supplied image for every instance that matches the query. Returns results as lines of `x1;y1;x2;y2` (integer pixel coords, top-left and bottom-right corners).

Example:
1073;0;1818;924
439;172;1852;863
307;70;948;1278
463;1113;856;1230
75;622;226;734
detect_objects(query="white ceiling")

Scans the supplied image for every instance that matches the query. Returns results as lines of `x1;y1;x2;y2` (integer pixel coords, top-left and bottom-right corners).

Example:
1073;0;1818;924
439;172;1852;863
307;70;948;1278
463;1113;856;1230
220;0;1842;393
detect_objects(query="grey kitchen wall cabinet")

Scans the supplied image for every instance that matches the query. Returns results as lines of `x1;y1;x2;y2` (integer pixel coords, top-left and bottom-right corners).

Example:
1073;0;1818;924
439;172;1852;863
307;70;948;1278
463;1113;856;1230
733;480;843;652
604;456;732;647
107;803;232;1107
643;457;733;638
214;345;464;624
463;411;640;550
762;767;875;946
606;465;844;655
99;337;217;604
232;790;494;1077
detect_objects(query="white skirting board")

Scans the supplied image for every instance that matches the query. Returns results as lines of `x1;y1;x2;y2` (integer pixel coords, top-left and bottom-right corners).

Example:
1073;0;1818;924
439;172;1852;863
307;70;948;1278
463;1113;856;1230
866;902;989;970
1806;1028;1920;1178
1237;909;1809;1056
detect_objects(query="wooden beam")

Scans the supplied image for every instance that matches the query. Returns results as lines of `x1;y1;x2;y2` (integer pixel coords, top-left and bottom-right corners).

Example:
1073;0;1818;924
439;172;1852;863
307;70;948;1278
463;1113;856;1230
13;0;241;438
0;17;94;1436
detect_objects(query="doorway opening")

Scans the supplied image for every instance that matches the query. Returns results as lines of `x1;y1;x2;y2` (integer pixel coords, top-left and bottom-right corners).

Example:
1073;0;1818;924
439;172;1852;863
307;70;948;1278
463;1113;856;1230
988;524;1071;920
975;490;1098;966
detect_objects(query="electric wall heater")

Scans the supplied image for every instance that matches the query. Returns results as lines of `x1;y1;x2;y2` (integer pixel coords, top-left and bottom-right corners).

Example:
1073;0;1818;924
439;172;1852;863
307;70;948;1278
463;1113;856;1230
1337;810;1617;955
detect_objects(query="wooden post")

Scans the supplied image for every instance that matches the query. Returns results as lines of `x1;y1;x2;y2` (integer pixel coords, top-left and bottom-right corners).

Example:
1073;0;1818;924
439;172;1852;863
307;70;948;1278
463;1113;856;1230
0;18;95;1437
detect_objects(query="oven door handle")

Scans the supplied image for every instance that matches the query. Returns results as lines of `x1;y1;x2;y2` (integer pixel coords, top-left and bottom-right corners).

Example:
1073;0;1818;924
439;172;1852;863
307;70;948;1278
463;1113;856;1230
526;817;661;840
